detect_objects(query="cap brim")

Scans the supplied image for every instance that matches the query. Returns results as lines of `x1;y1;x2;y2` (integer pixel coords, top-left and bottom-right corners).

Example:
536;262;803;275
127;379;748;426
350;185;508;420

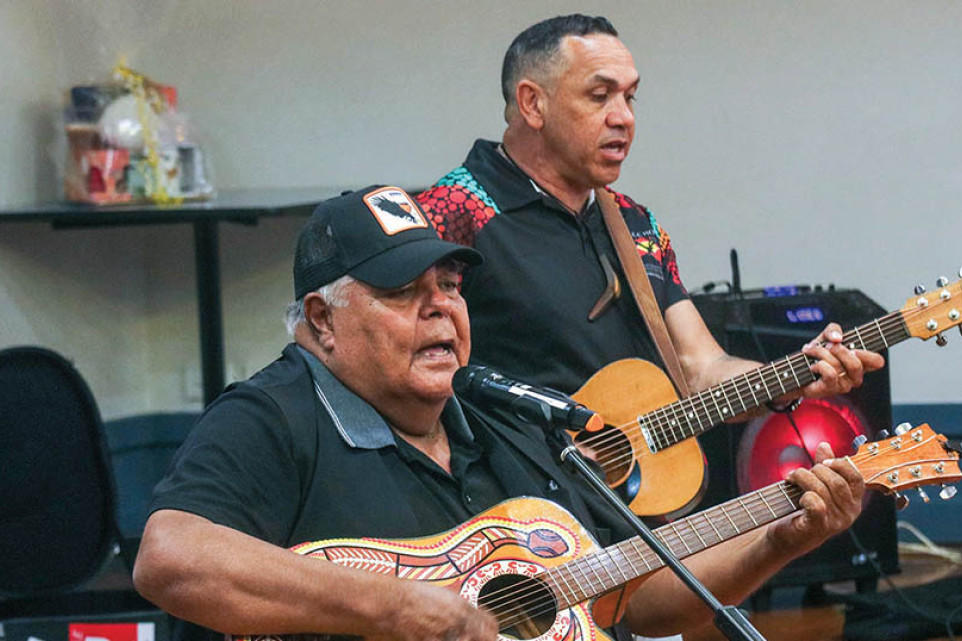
349;238;483;289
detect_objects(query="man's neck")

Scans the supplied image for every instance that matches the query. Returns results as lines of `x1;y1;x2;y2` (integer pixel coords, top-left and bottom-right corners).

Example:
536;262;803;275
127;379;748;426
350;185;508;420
392;419;452;474
501;135;592;215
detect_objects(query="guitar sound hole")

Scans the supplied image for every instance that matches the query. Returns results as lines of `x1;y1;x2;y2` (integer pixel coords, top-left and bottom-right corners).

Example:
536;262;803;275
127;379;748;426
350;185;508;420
477;574;557;640
574;424;633;486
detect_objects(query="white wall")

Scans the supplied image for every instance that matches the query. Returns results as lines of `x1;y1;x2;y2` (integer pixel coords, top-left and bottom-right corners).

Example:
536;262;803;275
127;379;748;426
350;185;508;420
1;0;960;418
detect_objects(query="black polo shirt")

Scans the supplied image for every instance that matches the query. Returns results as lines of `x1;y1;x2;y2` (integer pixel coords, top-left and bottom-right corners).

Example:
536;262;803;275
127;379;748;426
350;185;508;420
418;139;690;394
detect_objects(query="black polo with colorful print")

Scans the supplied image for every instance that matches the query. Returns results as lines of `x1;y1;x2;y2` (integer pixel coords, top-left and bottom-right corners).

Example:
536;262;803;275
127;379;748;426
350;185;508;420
417;138;690;395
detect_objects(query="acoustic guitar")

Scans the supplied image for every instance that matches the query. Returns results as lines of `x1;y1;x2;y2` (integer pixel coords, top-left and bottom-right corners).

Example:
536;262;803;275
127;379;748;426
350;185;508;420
234;423;959;641
570;275;962;518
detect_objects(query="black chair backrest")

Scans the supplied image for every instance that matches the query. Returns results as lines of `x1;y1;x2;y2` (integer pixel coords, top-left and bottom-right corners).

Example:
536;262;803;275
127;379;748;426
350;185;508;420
0;346;119;598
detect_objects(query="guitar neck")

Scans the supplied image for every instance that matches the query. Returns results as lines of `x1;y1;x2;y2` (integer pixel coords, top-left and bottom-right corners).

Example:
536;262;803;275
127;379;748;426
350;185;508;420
644;310;909;451
544;479;804;608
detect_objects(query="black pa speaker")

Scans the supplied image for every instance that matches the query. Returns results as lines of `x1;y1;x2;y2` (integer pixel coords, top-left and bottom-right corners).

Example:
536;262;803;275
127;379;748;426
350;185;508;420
692;287;900;589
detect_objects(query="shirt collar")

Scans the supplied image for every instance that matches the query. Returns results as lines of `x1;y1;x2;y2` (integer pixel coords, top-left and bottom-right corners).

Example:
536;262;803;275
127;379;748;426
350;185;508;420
465;139;596;216
296;345;474;449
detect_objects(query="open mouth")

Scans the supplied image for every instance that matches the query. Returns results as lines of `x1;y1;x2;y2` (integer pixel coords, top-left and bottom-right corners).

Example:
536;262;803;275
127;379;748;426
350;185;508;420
601;140;628;158
420;340;455;357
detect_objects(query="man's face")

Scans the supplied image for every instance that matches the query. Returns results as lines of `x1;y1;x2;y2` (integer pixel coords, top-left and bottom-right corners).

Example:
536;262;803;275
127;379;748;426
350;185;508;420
540;34;639;191
325;262;471;412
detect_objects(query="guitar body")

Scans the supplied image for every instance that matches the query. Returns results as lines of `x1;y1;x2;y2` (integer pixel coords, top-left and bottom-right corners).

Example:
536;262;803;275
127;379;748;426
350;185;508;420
567;276;962;519
232;423;961;641
236;497;636;641
571;359;707;518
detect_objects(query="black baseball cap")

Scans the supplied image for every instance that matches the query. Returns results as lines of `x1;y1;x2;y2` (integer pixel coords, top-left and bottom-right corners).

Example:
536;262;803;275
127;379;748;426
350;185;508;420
293;185;482;299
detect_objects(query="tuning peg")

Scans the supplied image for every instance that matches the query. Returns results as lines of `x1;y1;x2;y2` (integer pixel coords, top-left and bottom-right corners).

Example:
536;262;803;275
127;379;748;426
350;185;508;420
877;429;890;439
941;485;958;500
852;434;868;450
937;276;949;288
917;487;931;503
935;333;948;346
958;266;962;278
894;422;913;436
914;284;927;295
894;492;910;510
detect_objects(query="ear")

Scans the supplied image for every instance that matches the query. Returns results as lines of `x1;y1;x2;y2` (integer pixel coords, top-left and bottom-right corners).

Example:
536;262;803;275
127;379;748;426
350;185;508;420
515;79;547;131
303;293;336;352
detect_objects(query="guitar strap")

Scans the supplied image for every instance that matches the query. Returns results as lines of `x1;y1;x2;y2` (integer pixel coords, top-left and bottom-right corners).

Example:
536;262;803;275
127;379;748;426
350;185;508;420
595;188;691;397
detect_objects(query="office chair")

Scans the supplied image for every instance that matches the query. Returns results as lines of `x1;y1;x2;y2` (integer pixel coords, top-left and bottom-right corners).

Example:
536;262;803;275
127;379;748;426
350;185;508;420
0;346;120;599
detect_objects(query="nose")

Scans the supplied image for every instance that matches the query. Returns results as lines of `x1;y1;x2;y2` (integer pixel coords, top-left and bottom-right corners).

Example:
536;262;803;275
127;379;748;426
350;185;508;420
420;276;457;318
607;94;635;130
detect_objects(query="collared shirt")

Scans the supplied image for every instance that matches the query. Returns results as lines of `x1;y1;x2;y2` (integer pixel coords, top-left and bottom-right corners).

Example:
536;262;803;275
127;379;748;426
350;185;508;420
298;346;508;519
418;139;690;394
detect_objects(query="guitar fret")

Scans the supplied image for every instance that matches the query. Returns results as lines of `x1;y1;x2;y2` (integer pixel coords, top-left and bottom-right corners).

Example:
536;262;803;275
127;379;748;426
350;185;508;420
718;382;737;417
852;326;865;350
729;378;749;414
553;564;577;604
874;319;890;349
757;490;777;519
609;543;632;583
772;363;788;395
668;522;692;555
703;510;723;544
597;550;619;591
687;515;709;550
666;404;687;439
627;538;655;572
706;386;724;423
685;397;702;432
757;369;774;401
697;393;713;428
741;373;760;406
786;358;802;389
778;483;801;509
737;496;759;526
718;503;740;534
575;556;597;599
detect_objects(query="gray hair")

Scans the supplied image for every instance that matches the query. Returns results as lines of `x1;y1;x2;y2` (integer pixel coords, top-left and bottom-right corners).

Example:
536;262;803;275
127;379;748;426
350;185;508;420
284;274;356;336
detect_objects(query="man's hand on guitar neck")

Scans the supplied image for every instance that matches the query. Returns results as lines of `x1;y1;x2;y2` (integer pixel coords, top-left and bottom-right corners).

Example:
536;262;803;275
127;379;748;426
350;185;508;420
766;441;866;557
799;322;886;400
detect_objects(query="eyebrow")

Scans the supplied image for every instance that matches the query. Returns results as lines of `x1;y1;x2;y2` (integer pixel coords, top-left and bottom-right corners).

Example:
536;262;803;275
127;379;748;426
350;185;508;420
590;73;640;90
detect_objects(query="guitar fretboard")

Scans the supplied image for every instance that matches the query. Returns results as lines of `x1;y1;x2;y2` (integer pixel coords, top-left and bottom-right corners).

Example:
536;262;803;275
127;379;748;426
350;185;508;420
641;310;908;452
541;480;805;608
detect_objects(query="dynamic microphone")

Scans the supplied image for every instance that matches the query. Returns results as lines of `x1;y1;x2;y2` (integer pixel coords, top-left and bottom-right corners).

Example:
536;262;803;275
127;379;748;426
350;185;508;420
452;365;604;432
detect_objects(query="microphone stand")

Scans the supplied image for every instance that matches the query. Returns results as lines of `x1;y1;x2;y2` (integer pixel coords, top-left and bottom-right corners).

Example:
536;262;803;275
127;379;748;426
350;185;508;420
536;413;767;641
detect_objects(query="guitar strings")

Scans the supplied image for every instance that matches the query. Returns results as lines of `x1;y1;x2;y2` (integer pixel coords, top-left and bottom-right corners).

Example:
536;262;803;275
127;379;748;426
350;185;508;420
477;435;947;630
478;481;805;628
574;302;945;485
478;482;804;624
581;308;905;461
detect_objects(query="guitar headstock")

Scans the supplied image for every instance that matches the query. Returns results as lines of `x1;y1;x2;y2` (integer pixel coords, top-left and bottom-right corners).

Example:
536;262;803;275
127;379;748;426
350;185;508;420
901;271;962;342
852;423;961;503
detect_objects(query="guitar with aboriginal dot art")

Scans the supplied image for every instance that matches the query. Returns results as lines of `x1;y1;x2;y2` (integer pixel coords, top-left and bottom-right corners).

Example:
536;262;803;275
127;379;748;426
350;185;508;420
570;272;962;518
233;424;960;641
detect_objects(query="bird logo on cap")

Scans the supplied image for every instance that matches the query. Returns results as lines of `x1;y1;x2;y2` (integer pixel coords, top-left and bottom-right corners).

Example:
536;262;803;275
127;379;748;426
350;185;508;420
363;187;428;235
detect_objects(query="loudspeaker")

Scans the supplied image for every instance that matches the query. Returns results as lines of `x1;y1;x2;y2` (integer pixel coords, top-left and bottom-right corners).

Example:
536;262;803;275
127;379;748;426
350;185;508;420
692;288;900;589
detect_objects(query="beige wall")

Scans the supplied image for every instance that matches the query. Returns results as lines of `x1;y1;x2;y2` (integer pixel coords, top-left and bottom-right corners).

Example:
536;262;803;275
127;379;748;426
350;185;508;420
2;1;961;417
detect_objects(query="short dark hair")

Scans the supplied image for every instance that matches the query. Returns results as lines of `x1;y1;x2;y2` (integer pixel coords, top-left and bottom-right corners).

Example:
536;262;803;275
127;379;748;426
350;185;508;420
501;14;618;104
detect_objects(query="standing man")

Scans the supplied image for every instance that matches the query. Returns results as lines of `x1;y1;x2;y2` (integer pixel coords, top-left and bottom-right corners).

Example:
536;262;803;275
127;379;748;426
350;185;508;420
133;186;866;641
417;14;882;401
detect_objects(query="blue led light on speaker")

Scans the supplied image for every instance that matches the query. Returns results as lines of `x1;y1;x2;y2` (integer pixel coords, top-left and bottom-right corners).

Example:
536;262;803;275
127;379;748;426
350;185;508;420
785;307;825;323
763;285;800;297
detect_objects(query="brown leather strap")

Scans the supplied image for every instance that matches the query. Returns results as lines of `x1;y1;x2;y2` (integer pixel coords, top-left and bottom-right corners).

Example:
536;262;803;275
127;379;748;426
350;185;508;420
596;188;690;397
